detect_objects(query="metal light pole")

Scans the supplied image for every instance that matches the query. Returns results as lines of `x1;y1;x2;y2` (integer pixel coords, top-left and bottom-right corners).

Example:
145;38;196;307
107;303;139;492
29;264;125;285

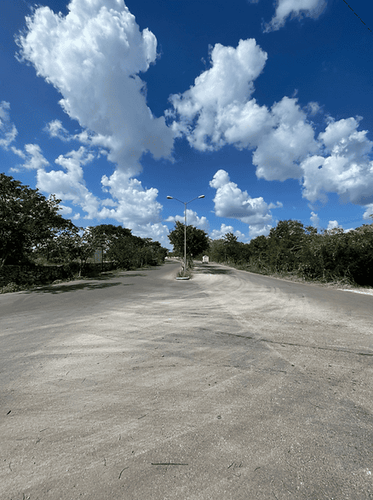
167;195;205;275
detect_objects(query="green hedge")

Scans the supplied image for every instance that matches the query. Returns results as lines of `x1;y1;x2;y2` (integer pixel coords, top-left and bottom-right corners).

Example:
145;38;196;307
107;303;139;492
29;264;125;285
0;262;115;289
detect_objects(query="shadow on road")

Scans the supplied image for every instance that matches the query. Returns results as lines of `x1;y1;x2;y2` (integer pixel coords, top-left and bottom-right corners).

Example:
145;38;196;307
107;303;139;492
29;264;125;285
193;264;233;275
84;271;147;280
25;281;130;294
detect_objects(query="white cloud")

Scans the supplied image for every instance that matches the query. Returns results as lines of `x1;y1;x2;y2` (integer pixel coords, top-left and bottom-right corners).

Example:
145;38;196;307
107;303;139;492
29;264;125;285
58;204;73;216
301;117;373;205
363;204;373;220
209;169;280;236
10;143;49;173
38;151;168;229
310;211;320;227
100;169;163;226
253;96;318;181
210;223;246;241
45;119;106;148
11;146;26;158
130;222;170;248
0;101;18;150
165;208;209;232
17;0;174;177
13;0;178;242
45;119;71;141
327;220;340;231
248;224;272;238
169;39;268;152
169;40;317;181
22;144;50;170
210;169;275;223
171;38;373;211
36;147;101;218
306;101;321;116
263;0;327;33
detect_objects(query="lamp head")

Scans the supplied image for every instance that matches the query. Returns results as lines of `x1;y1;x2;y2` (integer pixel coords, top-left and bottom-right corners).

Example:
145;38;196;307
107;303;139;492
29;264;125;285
198;195;205;199
166;196;173;199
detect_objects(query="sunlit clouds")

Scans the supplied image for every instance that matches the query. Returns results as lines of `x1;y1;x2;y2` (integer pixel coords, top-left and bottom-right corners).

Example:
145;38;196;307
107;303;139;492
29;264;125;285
1;0;372;246
209;169;282;238
0;102;18;150
263;0;327;32
16;0;174;177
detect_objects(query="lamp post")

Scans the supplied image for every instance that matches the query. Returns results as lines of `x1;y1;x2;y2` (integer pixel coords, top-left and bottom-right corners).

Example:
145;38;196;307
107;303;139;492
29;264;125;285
167;194;205;275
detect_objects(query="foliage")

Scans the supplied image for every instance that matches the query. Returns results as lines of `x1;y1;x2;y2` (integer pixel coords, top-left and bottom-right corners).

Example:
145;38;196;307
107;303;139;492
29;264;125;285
0;174;168;290
168;221;210;260
34;223;168;274
0;173;71;267
207;219;373;286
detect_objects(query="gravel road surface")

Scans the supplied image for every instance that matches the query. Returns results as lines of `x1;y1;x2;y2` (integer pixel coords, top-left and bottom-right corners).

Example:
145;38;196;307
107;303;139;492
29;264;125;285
1;261;372;499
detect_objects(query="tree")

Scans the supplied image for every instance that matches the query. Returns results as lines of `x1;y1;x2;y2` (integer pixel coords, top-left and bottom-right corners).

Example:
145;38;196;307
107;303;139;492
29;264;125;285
267;220;306;272
0;174;70;267
223;232;239;263
208;238;226;263
247;235;269;272
91;225;167;269
168;222;210;262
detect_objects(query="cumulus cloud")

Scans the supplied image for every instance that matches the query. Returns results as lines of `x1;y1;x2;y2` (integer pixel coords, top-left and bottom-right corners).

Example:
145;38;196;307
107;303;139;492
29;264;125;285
253;96;318;181
170;38;373;212
13;0;178;239
36;147;101;218
210;223;246;241
45;119;108;148
128;222;170;248
209;169;281;236
10;143;49;172
100;170;163;225
45;119;71;142
363;204;373;220
249;224;272;238
168;39;268;152
35;146;167;231
310;211;320;227
327;220;340;231
169;40;317;181
17;0;174;177
23;144;50;170
0;101;18;150
263;0;327;33
59;205;73;216
301;117;373;205
165;208;209;232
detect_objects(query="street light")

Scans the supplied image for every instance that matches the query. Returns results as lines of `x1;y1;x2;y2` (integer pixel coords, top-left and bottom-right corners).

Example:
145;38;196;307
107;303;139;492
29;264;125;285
167;194;205;275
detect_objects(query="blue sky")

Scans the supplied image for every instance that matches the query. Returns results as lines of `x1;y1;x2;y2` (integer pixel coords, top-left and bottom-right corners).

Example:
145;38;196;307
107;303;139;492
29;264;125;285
1;0;373;248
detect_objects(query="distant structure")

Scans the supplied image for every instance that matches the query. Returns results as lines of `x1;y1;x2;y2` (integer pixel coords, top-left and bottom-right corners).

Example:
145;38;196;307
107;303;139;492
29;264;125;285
202;255;209;263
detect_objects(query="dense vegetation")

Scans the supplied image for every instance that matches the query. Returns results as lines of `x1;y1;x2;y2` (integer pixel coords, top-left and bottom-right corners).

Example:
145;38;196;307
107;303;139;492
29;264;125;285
168;222;210;262
209;220;373;286
0;174;167;291
2;174;372;290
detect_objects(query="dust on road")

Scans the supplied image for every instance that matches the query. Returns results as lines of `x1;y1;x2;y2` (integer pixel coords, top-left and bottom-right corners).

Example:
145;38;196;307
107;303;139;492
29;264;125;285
1;261;372;499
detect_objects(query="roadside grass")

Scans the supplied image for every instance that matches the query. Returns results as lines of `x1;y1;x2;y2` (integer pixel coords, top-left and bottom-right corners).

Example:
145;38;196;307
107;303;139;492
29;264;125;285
0;267;149;294
202;261;373;291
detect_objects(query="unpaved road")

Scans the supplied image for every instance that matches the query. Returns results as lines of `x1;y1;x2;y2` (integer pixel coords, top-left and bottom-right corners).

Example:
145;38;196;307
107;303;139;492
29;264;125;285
1;261;372;499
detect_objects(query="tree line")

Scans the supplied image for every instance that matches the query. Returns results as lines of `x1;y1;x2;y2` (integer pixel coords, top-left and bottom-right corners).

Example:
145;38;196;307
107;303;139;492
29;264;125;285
209;220;373;286
2;173;372;290
167;217;373;286
1;174;167;289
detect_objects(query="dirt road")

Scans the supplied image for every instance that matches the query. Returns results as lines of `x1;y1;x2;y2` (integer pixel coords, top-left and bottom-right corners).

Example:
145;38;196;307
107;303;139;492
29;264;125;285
1;261;372;499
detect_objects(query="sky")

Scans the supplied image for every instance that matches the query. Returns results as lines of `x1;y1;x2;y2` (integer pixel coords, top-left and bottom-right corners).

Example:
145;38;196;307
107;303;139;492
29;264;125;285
1;0;373;249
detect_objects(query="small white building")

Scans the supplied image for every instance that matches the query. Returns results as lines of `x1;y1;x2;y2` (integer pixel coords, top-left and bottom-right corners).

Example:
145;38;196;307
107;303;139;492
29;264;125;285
202;255;209;263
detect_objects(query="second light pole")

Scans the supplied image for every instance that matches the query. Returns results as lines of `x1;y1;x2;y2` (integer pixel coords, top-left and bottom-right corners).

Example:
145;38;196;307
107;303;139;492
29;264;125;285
167;194;205;275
